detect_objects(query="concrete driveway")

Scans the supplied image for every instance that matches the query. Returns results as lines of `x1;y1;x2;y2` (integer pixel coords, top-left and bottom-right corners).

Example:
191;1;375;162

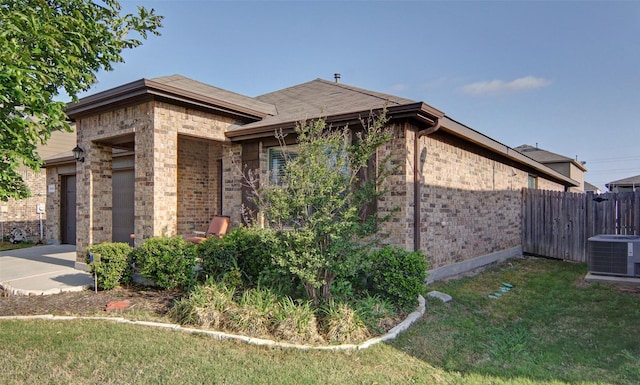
0;244;92;295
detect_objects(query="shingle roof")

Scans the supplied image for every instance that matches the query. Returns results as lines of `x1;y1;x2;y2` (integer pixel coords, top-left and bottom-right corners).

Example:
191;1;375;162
151;75;277;117
584;181;600;192
229;79;416;131
37;129;76;159
606;174;640;187
66;74;277;120
514;144;587;171
63;74;579;188
514;144;573;163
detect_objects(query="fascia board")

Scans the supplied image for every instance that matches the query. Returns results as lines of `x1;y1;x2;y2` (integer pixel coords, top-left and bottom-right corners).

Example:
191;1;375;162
65;79;271;121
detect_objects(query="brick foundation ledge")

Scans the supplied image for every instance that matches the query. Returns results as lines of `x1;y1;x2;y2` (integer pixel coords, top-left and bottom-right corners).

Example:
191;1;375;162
426;246;522;284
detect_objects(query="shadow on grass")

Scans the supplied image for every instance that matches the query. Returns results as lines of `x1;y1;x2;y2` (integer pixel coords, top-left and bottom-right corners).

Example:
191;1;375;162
387;256;640;385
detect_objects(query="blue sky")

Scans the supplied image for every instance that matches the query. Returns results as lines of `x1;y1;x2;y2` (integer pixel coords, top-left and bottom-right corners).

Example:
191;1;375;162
85;1;640;191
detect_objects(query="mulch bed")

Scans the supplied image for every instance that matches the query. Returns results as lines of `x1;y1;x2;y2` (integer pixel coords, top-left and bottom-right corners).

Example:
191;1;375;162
0;286;182;318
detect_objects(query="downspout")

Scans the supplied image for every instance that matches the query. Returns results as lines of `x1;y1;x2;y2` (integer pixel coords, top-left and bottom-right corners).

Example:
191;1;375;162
414;119;441;252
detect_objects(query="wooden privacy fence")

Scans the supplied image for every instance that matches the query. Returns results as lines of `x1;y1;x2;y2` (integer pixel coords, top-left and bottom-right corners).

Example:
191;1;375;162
522;189;640;262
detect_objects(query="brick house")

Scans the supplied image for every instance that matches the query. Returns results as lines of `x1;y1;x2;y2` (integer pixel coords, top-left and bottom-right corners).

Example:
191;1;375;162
45;75;578;279
514;144;587;193
1;129;75;242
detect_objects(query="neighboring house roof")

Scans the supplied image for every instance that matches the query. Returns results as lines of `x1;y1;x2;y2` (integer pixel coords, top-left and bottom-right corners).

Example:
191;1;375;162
37;129;76;160
584;181;601;193
65;74;277;120
37;128;77;167
514;144;587;172
606;174;640;189
43;150;75;166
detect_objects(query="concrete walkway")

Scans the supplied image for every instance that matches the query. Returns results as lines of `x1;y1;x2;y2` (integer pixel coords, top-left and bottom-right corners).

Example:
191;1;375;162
0;245;92;296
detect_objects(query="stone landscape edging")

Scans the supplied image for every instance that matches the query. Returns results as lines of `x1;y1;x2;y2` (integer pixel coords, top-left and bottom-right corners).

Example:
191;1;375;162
0;282;91;296
0;296;425;351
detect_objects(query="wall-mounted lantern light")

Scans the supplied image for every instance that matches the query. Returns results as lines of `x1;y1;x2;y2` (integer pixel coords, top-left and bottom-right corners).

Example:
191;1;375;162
72;146;85;163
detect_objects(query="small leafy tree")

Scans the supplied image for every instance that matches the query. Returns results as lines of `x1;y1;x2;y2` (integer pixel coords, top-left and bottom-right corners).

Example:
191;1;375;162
0;0;162;200
247;111;394;305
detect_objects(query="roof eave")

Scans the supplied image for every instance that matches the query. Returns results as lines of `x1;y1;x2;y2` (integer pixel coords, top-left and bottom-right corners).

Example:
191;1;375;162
225;102;445;140
65;78;272;121
43;155;75;167
65;79;148;119
573;160;588;172
440;117;579;188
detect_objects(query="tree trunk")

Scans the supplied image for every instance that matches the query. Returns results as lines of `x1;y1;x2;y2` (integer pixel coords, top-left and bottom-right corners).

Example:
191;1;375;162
320;270;336;305
304;282;319;307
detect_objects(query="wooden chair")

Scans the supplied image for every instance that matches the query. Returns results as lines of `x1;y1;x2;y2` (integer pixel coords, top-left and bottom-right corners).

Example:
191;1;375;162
186;216;230;244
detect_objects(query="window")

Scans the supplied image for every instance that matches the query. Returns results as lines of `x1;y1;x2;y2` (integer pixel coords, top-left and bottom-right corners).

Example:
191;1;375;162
528;174;538;189
268;146;298;185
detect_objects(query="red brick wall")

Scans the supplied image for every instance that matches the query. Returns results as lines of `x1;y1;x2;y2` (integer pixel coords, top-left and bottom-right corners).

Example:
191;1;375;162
378;124;565;269
2;167;48;241
177;137;223;236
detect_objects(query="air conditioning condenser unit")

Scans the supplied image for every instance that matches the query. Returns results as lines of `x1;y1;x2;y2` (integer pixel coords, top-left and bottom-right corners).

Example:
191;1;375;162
588;235;640;277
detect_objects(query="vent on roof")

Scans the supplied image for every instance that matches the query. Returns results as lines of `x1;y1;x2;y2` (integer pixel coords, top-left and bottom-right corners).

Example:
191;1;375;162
334;73;341;83
588;234;640;277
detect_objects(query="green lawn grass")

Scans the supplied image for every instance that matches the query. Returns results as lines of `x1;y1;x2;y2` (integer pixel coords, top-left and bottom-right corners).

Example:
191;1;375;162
0;241;34;252
392;257;640;385
1;256;638;385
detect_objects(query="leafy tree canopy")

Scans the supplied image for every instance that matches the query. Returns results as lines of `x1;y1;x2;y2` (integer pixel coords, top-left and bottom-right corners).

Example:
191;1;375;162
0;0;162;200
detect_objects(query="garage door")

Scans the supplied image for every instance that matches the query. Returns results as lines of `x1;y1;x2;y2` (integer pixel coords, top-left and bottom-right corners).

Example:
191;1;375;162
113;169;134;245
61;175;76;245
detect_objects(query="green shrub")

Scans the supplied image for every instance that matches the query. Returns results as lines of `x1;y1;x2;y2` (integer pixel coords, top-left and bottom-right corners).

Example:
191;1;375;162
220;265;243;289
85;242;132;290
256;265;299;297
197;226;286;287
367;246;428;310
132;236;197;290
330;278;355;300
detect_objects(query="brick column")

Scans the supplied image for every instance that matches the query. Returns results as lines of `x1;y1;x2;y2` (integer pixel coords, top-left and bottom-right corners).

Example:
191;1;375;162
45;167;61;242
222;143;243;226
377;123;412;250
134;104;179;244
76;142;113;264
